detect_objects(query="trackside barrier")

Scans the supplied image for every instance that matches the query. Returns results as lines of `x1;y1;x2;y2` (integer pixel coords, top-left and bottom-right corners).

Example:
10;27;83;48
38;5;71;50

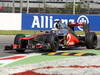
0;13;100;31
22;14;100;31
0;13;21;30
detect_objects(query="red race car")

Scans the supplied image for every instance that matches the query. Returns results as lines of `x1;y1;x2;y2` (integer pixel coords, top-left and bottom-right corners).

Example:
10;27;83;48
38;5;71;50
4;22;97;53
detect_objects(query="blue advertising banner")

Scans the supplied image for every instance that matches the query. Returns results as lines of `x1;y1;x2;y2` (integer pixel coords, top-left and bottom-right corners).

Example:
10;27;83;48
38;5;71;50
22;14;100;31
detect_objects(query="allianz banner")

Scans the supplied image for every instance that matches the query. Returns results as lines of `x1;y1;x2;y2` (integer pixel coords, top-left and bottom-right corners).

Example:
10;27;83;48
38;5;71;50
22;13;100;31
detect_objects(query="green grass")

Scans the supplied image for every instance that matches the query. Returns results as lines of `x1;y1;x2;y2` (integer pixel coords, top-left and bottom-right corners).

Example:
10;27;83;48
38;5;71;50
5;55;71;67
66;50;100;55
5;49;100;67
0;30;44;35
0;30;100;35
75;31;100;35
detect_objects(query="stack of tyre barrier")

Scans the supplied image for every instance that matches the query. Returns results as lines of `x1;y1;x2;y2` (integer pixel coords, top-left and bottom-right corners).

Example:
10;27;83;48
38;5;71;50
1;56;100;75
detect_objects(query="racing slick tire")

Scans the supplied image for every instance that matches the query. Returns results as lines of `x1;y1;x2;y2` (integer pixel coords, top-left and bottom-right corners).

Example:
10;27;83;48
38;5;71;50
47;34;59;52
85;32;97;49
14;34;27;53
14;34;25;44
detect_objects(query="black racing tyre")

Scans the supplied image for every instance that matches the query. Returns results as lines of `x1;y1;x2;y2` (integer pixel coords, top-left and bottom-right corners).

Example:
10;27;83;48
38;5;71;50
14;34;25;44
14;34;26;53
48;34;59;51
85;32;97;49
16;39;28;53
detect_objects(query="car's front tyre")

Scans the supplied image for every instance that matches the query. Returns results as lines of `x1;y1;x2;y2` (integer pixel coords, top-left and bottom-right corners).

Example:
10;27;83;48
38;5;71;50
14;34;27;53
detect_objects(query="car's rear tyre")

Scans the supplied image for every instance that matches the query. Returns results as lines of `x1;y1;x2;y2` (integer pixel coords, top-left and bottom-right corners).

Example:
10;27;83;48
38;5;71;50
85;32;97;49
14;34;27;53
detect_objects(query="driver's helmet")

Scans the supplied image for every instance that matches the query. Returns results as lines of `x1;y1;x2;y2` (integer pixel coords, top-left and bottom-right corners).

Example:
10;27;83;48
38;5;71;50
54;19;61;23
54;19;62;29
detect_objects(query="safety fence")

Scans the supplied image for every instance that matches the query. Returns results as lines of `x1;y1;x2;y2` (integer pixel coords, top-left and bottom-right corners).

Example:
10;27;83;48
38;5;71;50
0;13;100;31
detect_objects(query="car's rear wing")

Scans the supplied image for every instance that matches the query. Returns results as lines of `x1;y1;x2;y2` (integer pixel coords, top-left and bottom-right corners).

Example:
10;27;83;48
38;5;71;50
68;22;90;33
68;22;86;27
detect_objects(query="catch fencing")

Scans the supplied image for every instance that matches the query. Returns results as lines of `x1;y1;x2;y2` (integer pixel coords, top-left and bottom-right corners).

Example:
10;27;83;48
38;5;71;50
0;13;100;31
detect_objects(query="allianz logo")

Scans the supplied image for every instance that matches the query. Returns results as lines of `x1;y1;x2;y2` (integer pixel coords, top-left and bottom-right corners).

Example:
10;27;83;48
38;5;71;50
31;15;89;30
77;15;89;31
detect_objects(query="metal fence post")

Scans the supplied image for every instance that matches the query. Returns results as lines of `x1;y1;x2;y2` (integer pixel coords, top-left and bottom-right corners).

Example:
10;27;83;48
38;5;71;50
12;0;15;13
27;0;29;13
20;0;23;13
73;0;76;14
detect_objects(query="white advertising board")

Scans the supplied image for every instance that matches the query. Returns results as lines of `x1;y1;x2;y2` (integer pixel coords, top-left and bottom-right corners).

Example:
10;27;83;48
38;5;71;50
0;13;21;30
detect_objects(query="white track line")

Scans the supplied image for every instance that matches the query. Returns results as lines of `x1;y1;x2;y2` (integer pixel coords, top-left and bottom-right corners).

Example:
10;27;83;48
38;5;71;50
0;53;41;67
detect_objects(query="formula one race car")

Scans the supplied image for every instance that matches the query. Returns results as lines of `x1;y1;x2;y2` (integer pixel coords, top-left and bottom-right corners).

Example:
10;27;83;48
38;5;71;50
4;22;97;53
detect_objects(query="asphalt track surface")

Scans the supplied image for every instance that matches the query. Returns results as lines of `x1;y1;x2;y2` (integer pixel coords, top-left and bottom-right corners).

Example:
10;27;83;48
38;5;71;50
0;35;100;57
